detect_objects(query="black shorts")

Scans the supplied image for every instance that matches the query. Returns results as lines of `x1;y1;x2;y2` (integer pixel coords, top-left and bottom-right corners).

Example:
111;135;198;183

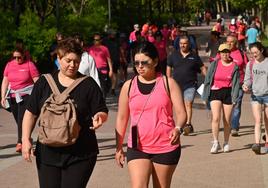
126;146;181;165
209;87;232;105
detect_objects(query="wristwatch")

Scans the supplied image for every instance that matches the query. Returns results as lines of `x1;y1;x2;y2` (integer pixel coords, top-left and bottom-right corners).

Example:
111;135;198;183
176;126;184;135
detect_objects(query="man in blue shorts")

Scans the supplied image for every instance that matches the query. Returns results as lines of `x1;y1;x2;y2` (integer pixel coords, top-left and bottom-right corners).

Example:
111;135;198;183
167;35;207;135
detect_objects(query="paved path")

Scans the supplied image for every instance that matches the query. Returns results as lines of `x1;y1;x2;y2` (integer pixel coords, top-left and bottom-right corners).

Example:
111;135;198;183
0;23;268;188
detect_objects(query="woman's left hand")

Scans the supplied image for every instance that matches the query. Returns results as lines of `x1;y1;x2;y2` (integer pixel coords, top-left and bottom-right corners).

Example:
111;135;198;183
169;128;180;145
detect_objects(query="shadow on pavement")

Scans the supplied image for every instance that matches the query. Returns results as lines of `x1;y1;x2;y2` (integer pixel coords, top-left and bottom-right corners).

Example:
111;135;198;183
0;144;16;150
0;153;21;159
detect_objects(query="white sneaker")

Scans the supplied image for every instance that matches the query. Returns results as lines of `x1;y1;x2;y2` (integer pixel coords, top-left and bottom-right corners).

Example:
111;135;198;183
223;143;230;153
210;141;221;154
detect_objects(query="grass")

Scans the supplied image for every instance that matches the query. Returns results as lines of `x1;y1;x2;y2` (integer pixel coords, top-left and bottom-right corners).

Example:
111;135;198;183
260;34;268;47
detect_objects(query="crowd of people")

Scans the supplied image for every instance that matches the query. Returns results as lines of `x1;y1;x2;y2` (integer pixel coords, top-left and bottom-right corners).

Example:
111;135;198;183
1;14;268;187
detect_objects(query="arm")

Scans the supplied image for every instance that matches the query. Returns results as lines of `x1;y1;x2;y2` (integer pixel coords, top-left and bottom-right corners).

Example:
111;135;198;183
22;110;38;162
168;78;187;144
1;76;9;108
32;77;39;83
200;65;207;76
166;66;172;77
107;57;113;78
115;80;131;168
242;62;251;92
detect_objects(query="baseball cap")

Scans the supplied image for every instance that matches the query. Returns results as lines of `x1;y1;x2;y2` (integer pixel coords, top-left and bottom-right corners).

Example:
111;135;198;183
134;24;139;28
218;43;231;52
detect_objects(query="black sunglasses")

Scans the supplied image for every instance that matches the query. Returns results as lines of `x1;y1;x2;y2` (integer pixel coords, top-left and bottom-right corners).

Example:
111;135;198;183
94;38;101;41
134;61;150;67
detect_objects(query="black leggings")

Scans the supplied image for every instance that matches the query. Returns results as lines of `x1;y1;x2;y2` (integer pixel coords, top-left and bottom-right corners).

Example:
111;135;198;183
37;156;97;188
9;95;30;143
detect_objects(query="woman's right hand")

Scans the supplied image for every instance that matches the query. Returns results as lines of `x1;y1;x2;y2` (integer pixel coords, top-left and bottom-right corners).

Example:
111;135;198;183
1;98;6;108
22;138;34;162
115;148;125;168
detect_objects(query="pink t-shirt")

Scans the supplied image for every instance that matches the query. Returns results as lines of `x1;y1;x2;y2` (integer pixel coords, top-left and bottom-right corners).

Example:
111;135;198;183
147;35;155;43
153;40;167;62
129;31;136;42
211;60;235;90
161;28;171;42
230;49;247;84
128;75;179;153
88;45;110;74
4;60;39;90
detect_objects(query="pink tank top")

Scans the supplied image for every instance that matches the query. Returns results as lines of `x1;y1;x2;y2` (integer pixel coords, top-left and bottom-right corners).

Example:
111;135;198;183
128;74;179;153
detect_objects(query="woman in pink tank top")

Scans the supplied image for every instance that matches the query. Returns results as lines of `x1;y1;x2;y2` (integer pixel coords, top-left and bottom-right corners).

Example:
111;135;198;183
115;41;186;188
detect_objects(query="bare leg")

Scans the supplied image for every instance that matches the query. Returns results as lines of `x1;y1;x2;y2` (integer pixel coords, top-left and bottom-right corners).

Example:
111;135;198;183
251;103;262;144
222;104;233;143
128;159;152;188
152;163;177;188
210;100;222;141
184;101;193;124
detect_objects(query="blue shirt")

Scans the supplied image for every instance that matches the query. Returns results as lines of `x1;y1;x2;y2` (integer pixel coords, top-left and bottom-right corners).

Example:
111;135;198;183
246;28;258;44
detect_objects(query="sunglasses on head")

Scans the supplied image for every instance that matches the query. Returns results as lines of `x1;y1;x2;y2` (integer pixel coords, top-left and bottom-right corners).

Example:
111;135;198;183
134;60;150;67
14;56;22;60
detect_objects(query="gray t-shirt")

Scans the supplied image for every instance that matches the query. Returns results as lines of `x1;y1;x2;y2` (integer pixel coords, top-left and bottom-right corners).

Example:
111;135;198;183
244;57;268;96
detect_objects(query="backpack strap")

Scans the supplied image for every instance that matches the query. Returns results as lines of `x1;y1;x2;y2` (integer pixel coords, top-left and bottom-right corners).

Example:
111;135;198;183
43;74;61;95
127;76;136;97
163;75;170;98
62;76;89;95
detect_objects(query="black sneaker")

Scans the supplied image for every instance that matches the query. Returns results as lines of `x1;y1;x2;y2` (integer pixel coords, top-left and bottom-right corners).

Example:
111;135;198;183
252;144;261;155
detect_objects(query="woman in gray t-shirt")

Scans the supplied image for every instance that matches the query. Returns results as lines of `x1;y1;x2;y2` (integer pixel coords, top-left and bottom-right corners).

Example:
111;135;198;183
243;42;268;154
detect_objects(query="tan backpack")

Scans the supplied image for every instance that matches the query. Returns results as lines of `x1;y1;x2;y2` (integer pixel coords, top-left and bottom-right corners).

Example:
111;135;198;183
37;74;88;147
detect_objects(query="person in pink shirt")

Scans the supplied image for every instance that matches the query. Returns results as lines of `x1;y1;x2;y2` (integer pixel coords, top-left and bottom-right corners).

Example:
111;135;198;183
87;33;113;97
153;31;167;74
129;24;140;43
161;23;171;42
115;41;186;188
146;29;155;43
202;43;240;154
212;19;222;36
226;35;248;136
1;47;39;152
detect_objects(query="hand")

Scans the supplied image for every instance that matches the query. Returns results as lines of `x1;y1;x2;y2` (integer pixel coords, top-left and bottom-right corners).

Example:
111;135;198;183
90;113;104;130
242;84;250;93
115;149;125;168
169;128;181;145
22;138;34;162
1;98;6;108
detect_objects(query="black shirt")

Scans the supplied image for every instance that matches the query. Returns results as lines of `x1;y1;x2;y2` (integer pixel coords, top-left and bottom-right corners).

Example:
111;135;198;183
167;51;203;90
27;71;108;167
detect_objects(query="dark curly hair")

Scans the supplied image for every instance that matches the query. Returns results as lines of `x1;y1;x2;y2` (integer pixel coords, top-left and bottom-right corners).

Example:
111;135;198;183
56;37;83;59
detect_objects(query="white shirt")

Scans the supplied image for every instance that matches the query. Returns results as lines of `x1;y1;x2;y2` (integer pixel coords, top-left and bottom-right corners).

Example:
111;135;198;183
78;52;101;88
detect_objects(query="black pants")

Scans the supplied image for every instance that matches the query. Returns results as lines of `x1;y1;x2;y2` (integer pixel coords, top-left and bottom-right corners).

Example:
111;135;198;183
37;156;97;188
9;95;30;143
99;73;111;98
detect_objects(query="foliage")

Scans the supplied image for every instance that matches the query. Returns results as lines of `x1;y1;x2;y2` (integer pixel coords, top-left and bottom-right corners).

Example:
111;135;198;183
15;9;56;63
